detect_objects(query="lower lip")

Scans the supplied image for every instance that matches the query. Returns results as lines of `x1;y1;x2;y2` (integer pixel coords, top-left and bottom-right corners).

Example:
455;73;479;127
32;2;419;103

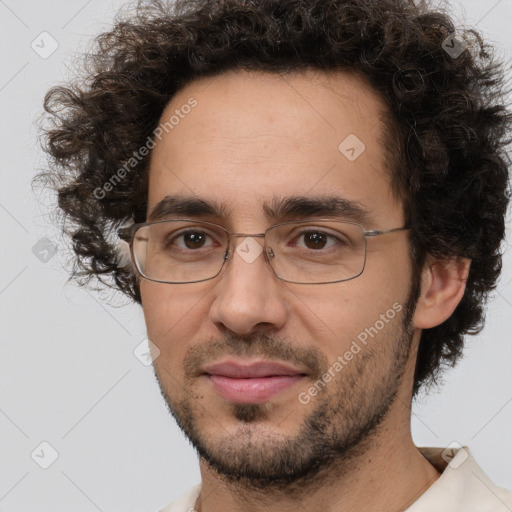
207;374;304;404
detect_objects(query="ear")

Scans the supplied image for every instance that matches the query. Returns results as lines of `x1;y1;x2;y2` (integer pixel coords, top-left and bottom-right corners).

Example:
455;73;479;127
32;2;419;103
413;255;471;329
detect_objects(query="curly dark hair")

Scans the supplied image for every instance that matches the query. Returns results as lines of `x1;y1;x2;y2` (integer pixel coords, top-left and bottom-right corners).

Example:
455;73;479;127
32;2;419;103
38;0;512;397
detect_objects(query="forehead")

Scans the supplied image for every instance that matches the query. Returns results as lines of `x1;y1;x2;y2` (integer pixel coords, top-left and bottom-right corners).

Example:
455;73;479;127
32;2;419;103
147;68;402;227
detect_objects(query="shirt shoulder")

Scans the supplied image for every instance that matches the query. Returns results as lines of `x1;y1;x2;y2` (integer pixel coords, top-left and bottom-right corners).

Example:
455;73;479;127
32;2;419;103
407;446;512;512
158;483;201;512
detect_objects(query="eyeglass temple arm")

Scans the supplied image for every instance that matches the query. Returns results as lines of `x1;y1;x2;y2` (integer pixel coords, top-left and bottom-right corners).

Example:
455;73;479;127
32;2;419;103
364;226;411;237
117;227;132;242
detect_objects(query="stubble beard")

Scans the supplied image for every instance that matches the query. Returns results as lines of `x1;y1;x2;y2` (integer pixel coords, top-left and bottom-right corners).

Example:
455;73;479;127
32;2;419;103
153;282;419;494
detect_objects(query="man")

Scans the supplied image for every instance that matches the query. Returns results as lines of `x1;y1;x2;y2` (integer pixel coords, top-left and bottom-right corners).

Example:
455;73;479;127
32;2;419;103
40;0;512;510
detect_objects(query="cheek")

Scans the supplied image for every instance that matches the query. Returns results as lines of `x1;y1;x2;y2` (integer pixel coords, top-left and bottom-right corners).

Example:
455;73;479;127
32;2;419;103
140;280;209;356
293;249;410;352
298;286;382;353
140;281;172;339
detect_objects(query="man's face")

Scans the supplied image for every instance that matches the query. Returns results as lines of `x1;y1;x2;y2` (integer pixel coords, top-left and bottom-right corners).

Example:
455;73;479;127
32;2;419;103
140;69;419;489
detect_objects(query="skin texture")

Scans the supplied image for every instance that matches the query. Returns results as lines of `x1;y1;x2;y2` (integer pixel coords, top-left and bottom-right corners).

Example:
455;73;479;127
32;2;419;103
140;69;470;512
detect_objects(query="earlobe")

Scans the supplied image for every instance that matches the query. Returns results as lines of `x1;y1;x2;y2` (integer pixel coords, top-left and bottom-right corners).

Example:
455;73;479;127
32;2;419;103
413;256;471;330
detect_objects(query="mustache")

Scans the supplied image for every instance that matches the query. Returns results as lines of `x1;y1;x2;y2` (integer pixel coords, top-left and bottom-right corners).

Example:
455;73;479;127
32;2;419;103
182;331;327;380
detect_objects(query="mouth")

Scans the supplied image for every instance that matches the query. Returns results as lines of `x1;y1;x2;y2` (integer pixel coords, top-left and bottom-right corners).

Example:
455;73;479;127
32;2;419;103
203;360;307;404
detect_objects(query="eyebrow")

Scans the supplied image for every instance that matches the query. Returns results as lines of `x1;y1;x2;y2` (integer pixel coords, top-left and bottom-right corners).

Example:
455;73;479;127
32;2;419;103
147;194;375;225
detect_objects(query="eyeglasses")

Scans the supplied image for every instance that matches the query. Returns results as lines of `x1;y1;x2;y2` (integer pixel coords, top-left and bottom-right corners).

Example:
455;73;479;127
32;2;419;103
117;218;410;285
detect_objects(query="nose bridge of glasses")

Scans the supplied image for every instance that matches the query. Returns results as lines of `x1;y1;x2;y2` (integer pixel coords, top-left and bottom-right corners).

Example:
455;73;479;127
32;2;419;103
226;232;266;250
224;232;272;266
228;232;266;239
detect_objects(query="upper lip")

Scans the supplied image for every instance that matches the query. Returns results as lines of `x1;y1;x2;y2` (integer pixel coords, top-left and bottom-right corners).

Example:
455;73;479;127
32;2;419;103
203;360;306;378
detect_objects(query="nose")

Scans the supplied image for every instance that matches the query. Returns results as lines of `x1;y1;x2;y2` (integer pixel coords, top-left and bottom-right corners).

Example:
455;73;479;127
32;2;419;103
208;236;288;335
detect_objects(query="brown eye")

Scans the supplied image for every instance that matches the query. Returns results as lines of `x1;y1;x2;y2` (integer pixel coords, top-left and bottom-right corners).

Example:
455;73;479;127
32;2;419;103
164;229;217;251
182;231;208;249
303;232;328;249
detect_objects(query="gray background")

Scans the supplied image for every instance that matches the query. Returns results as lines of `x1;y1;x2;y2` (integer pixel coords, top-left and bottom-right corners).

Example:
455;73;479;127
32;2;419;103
0;0;511;511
